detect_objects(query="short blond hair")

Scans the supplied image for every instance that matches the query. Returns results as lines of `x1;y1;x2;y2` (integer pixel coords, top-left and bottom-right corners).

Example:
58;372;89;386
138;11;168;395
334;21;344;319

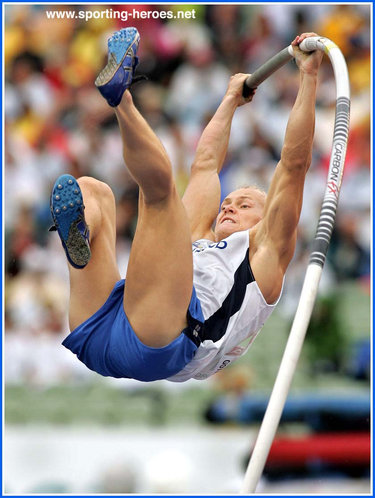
235;184;267;202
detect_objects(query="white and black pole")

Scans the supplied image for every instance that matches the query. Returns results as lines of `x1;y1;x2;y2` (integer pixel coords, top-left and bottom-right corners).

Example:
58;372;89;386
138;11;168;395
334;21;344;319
241;37;350;494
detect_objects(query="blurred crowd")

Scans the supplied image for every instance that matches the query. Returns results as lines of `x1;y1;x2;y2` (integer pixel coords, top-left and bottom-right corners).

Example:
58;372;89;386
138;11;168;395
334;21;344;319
4;4;371;387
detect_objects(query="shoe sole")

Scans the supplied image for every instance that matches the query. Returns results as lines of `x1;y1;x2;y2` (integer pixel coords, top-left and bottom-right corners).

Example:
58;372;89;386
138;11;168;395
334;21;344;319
95;28;140;87
51;175;91;268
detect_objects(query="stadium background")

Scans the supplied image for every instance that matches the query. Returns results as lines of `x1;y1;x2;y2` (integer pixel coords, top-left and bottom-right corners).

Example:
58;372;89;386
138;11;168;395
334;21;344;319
4;3;371;494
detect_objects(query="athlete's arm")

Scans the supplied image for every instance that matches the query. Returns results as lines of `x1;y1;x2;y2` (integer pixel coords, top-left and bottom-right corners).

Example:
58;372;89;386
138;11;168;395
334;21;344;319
250;33;323;303
182;74;255;242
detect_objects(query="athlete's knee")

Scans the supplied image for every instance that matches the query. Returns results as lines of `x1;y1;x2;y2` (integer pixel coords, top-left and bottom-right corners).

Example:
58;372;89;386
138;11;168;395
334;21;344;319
77;177;116;240
78;176;115;206
142;174;175;205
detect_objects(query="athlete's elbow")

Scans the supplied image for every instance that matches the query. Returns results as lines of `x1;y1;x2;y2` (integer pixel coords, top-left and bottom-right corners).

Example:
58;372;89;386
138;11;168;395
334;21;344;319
281;146;311;173
191;154;217;174
281;155;310;173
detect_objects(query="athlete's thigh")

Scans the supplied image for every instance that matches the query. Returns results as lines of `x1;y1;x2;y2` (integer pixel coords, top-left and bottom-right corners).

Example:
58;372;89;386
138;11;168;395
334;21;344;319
68;178;121;331
124;188;193;347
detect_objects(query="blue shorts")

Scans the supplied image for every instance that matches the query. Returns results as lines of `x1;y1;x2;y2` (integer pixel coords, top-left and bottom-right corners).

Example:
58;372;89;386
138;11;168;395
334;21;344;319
62;280;205;382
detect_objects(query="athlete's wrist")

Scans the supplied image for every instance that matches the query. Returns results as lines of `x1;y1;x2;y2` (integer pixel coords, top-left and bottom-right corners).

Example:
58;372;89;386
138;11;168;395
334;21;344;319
222;92;241;110
299;70;319;83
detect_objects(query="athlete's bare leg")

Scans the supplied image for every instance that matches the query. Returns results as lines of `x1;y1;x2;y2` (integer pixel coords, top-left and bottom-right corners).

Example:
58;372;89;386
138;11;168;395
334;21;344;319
68;177;121;331
115;91;193;347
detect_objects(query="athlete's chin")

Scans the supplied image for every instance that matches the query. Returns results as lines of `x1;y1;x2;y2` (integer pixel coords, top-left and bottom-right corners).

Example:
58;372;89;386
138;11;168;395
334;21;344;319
215;224;239;240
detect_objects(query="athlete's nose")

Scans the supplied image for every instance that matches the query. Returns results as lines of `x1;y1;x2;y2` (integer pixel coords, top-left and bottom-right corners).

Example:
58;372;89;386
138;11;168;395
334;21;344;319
223;204;236;213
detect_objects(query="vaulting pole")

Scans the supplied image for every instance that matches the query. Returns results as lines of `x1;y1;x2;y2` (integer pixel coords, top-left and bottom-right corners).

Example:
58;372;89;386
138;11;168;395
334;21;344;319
241;37;350;493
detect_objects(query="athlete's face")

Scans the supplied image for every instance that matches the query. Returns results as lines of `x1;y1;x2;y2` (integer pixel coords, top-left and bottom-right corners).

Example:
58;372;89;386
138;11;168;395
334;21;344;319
214;188;266;241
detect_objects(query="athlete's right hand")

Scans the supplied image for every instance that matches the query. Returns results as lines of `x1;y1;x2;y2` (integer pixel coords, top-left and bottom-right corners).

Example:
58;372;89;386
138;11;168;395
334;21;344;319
225;73;256;107
292;32;323;76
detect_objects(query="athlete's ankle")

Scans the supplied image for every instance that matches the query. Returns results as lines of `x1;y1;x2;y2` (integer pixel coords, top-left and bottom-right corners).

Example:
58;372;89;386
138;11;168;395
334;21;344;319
115;92;135;124
119;90;133;108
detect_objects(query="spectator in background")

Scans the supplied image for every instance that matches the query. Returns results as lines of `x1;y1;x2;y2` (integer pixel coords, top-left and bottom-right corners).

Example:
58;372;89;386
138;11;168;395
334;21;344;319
328;213;370;283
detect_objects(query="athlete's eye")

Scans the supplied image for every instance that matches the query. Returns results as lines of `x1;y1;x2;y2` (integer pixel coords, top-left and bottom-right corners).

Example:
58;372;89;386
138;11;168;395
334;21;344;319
241;204;250;208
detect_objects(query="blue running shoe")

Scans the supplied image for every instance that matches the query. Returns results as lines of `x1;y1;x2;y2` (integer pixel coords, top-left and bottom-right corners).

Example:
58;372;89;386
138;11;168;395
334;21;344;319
49;175;91;269
95;27;141;107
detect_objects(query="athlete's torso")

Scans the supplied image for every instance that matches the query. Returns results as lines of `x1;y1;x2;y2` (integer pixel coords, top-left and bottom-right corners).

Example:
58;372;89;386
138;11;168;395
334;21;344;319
167;229;282;382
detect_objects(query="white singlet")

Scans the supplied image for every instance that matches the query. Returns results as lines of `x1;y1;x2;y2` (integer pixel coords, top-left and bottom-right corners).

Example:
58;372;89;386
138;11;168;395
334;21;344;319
167;229;282;382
